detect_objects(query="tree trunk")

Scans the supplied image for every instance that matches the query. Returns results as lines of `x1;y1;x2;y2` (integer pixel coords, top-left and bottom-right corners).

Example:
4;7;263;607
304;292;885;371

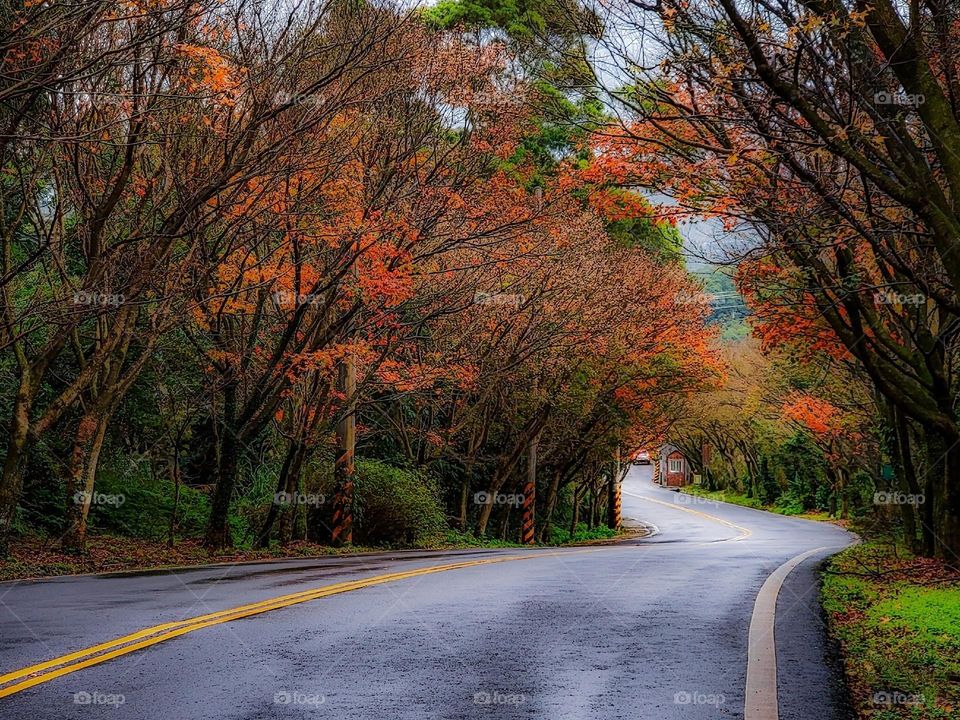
922;462;937;557
498;498;512;541
203;404;239;550
61;410;111;553
826;467;838;517
457;458;475;533
923;430;946;558
837;467;849;520
890;406;920;552
587;489;597;530
0;379;34;556
937;438;960;567
256;440;298;548
168;448;181;548
475;484;497;537
570;485;581;535
205;432;238;549
458;478;469;532
278;448;306;546
539;470;562;542
205;383;239;550
330;356;356;548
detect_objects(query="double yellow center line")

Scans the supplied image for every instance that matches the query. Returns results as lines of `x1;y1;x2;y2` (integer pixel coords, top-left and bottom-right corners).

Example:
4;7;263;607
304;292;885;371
1;552;565;699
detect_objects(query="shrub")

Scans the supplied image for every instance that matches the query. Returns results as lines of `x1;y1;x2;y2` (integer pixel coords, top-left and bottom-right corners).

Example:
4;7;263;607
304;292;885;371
89;461;209;541
16;443;68;536
814;484;832;513
758;456;781;505
547;523;617;545
349;459;446;546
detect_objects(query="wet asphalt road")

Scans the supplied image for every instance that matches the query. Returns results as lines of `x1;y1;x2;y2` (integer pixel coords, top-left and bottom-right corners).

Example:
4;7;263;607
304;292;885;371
0;465;853;719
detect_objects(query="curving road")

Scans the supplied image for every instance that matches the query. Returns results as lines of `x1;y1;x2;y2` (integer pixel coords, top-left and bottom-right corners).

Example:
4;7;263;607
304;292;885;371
0;465;854;719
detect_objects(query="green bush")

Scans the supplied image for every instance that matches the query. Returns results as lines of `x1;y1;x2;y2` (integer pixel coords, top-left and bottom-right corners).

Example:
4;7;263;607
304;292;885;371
89;461;209;541
16;443;69;536
758;456;781;505
845;469;875;517
230;460;284;548
349;459;446;546
776;432;828;508
774;494;806;516
776;471;815;514
814;484;832;512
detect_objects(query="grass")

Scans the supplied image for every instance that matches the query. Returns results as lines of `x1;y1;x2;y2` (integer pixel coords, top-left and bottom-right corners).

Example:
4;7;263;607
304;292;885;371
679;484;835;521
545;523;619;545
439;530;522;549
821;541;960;719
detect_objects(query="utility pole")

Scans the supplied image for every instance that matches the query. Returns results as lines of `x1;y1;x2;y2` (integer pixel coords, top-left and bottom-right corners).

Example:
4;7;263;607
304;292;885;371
519;187;543;547
607;445;621;529
520;374;540;546
331;251;359;547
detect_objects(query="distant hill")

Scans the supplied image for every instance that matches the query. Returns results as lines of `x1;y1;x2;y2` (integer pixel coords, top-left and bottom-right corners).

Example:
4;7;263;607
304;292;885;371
690;264;750;339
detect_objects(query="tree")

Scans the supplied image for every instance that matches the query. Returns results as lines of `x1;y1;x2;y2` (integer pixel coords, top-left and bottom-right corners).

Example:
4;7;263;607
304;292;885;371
579;0;960;562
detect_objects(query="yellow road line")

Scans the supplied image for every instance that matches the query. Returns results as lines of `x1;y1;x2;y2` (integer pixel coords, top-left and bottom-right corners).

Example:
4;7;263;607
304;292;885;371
622;491;753;541
0;552;577;699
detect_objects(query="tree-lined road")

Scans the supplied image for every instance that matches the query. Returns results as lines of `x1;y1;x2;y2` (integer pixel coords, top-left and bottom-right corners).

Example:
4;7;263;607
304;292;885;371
0;465;852;719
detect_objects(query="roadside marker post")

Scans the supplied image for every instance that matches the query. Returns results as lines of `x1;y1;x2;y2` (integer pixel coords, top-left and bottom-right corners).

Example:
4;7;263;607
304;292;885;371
521;434;537;545
521;368;541;546
608;446;621;529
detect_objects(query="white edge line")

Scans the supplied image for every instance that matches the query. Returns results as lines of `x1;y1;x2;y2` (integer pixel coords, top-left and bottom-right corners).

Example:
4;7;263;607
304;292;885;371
744;546;833;720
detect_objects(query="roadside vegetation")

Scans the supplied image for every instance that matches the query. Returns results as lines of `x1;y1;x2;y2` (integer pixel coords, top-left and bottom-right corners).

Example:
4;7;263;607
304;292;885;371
822;542;960;719
679;484;834;523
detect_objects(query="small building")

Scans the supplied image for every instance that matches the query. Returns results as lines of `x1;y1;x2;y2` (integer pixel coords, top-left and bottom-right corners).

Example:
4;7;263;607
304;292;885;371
657;444;692;487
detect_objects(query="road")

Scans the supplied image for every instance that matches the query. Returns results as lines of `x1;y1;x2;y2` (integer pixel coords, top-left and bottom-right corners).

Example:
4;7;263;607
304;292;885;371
0;465;853;719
